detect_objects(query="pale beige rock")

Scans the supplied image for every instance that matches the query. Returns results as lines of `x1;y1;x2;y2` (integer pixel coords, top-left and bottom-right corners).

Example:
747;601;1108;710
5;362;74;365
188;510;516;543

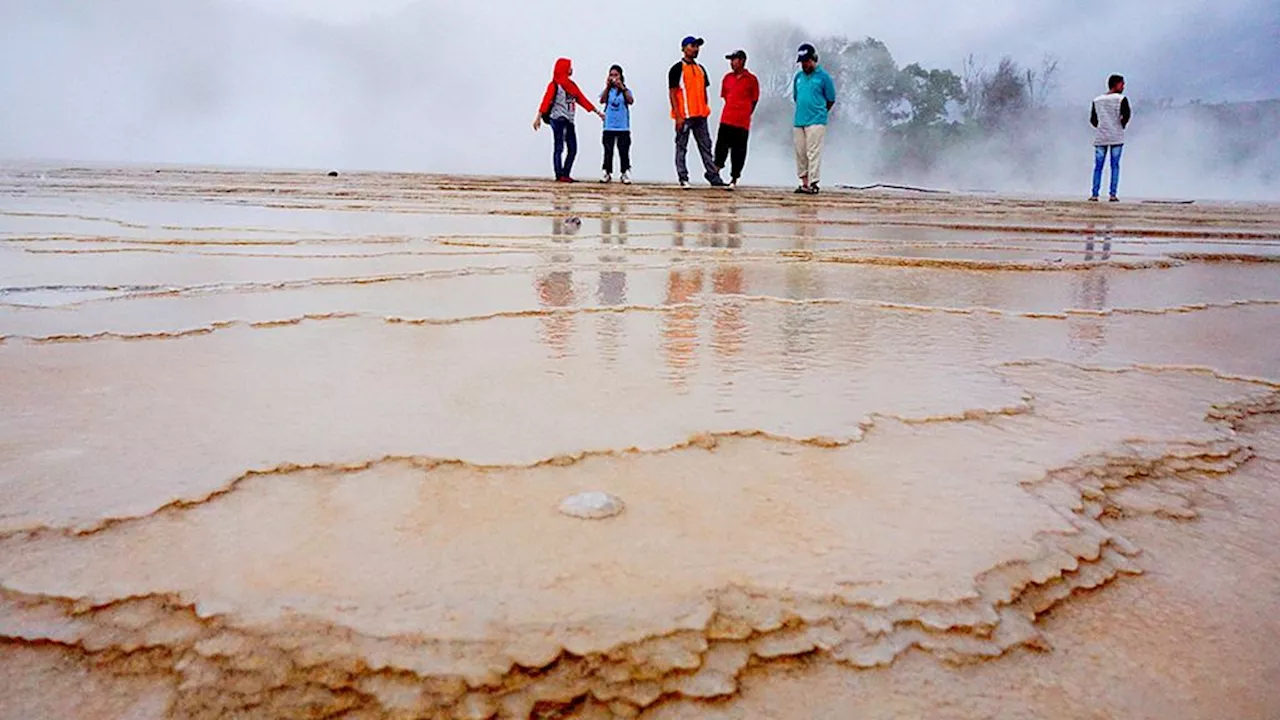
1;168;1277;720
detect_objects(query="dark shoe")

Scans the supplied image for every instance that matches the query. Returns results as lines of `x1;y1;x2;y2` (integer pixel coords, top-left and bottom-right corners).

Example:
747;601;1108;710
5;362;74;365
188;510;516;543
1109;195;1119;202
1088;196;1099;202
708;176;727;187
794;185;809;194
808;184;820;195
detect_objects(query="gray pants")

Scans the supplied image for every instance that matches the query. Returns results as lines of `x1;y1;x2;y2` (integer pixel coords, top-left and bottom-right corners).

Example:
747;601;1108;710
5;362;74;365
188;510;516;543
675;116;721;183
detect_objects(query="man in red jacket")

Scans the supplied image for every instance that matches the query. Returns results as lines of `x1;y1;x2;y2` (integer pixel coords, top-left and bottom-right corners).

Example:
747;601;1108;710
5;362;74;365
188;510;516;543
714;49;760;190
533;58;604;182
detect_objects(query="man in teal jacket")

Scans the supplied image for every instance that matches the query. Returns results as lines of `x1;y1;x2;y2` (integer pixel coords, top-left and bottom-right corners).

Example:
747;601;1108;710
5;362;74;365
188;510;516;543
792;43;836;194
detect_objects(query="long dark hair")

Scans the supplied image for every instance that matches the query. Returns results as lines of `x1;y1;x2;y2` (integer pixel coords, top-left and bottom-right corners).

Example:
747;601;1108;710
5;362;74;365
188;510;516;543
600;64;625;104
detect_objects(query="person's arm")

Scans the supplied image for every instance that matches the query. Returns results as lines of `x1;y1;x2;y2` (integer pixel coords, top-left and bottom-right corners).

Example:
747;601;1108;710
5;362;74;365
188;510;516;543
1120;97;1131;128
669;63;687;128
624;89;634;105
538;82;556;115
1090;102;1099;128
568;82;601;117
534;82;556;130
749;75;760;114
824;73;836;110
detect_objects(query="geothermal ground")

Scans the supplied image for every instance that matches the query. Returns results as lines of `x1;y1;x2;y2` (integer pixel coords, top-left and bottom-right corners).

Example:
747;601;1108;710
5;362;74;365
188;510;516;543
1;167;1278;719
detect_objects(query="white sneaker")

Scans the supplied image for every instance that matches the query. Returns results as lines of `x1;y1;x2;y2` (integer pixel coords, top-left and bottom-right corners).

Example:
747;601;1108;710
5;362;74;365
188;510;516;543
679;180;691;190
620;171;631;185
601;171;612;184
726;179;737;191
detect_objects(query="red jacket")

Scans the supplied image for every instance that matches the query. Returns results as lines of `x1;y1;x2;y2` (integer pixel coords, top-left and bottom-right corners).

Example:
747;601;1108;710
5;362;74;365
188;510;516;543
539;58;597;115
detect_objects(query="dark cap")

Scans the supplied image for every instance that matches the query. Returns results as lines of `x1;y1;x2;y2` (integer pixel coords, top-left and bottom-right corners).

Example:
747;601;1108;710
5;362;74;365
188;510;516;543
681;36;705;48
797;43;817;62
725;49;747;61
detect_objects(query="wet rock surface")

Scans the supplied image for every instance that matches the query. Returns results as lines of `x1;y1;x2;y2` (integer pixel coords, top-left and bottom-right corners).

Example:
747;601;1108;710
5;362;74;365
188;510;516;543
0;167;1278;719
559;491;625;520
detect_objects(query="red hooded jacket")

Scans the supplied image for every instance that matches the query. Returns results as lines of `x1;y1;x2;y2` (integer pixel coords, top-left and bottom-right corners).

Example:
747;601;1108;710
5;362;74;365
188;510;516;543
539;58;597;116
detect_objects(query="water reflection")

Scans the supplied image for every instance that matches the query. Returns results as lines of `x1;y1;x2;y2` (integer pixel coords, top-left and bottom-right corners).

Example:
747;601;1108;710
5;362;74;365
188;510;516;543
711;261;747;373
791;203;819;252
780;205;826;375
1084;223;1114;263
661;199;756;387
662;266;703;389
597;200;629;365
1069;224;1114;357
699;198;743;249
671;197;691;247
535;194;578;361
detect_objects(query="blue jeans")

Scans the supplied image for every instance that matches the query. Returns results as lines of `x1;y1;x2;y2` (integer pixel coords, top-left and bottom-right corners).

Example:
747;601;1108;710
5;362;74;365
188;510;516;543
551;118;577;179
1092;144;1123;198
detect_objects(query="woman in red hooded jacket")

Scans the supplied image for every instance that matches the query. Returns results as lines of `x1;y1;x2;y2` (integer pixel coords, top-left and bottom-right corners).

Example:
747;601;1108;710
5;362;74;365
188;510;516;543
533;58;603;182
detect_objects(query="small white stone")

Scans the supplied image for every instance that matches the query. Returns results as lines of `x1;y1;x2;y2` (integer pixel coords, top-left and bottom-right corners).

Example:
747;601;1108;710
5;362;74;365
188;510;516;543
558;491;624;520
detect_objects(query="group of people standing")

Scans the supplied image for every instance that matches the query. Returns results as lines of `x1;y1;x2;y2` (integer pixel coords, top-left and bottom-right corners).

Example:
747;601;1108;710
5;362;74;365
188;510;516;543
534;36;837;194
535;37;1132;201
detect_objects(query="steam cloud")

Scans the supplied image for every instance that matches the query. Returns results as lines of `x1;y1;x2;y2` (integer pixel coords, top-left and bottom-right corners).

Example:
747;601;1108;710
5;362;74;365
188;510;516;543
1;0;1276;199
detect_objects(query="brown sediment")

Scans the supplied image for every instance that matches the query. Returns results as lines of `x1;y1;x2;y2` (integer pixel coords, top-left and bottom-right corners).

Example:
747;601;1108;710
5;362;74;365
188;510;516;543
6;296;1280;345
647;455;1280;720
0;363;1275;718
2;166;1279;719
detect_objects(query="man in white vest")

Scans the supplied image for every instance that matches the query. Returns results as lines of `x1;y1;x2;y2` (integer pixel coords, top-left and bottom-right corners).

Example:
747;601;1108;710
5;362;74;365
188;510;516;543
1089;74;1132;202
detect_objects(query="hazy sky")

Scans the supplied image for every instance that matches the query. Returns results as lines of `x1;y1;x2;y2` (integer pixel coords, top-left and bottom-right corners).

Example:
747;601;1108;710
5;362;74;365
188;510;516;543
1;0;1276;181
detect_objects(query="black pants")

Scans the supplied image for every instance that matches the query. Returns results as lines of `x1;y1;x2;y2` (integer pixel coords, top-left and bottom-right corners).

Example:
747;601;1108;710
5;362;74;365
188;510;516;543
603;130;632;173
714;123;750;180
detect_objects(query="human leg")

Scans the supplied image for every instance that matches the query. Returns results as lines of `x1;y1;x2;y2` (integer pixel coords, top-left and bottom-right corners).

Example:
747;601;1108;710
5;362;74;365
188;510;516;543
1091;145;1106;198
1109;144;1123;199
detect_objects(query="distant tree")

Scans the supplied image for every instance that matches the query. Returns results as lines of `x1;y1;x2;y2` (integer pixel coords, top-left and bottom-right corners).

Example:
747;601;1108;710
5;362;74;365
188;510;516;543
1024;55;1061;109
980;57;1029;128
747;22;810;100
902;63;964;127
962;54;1059;130
838;38;911;129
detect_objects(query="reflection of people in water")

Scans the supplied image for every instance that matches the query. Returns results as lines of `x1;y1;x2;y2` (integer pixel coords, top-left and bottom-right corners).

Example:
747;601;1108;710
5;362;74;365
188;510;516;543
700;199;740;248
1070;223;1113;357
536;195;579;359
600;199;629;249
597;200;629;364
671;197;691;247
711;261;746;364
792;202;818;250
551;194;582;240
535;264;575;360
1084;222;1113;262
661;267;704;388
599;200;629;305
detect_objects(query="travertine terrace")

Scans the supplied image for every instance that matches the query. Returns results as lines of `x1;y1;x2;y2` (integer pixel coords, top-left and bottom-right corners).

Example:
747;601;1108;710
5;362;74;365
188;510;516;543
1;167;1278;719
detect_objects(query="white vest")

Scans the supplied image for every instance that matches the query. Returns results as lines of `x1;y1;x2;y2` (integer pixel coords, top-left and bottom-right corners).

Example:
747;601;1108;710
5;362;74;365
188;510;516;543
1092;93;1126;146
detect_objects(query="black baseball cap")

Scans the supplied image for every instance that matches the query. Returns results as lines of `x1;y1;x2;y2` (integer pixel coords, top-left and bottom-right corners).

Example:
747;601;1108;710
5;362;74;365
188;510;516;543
681;36;705;48
725;49;747;61
797;43;817;62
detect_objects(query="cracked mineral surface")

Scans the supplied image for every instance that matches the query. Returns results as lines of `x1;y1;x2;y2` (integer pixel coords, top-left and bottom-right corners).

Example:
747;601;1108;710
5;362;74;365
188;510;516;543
1;167;1279;719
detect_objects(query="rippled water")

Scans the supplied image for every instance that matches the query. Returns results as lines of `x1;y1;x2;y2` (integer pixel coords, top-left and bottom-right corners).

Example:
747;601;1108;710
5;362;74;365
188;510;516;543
1;167;1278;719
